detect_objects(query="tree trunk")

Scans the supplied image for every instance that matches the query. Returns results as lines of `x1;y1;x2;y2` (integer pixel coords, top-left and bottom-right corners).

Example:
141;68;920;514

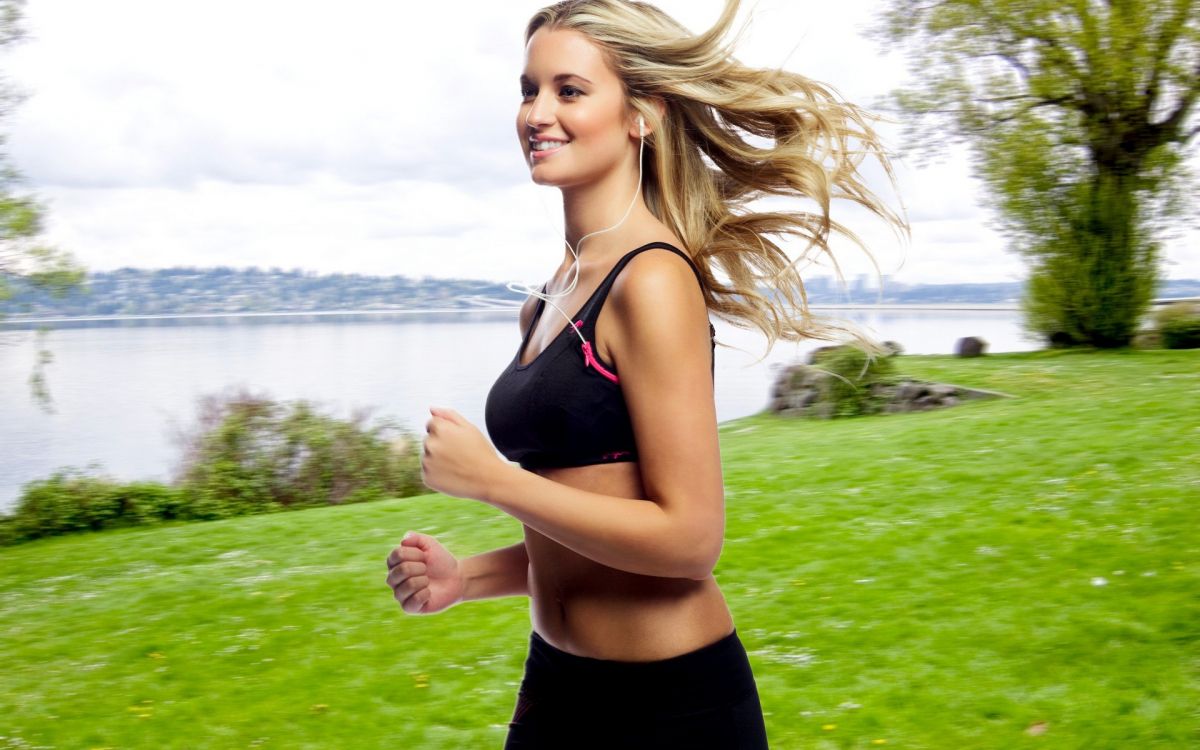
1024;165;1159;348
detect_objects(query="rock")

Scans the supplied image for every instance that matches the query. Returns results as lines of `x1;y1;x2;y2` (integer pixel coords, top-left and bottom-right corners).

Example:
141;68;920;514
955;336;988;357
811;402;836;419
881;340;904;356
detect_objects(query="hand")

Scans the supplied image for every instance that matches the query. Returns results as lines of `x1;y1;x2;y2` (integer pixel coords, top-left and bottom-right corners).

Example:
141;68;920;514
421;406;505;501
385;532;465;615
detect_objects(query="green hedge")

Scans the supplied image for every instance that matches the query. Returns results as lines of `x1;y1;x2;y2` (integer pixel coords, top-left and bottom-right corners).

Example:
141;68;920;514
0;470;185;545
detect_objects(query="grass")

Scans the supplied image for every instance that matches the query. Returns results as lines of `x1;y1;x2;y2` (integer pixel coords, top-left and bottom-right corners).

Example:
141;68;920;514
1;348;1197;749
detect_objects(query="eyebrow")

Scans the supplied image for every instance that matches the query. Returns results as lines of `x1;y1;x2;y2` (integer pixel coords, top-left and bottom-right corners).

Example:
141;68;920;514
519;73;594;85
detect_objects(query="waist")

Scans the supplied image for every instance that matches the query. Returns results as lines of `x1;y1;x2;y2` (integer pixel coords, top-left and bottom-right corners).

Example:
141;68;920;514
519;627;754;712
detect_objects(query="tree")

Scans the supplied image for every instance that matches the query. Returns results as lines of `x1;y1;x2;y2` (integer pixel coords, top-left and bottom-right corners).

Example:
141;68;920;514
0;0;86;408
873;0;1200;347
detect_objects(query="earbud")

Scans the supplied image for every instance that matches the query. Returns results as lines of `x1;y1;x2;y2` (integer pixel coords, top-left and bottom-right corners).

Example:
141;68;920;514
638;114;646;137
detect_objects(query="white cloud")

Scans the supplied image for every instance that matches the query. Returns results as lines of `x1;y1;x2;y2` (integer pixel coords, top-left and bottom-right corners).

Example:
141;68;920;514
6;0;1197;285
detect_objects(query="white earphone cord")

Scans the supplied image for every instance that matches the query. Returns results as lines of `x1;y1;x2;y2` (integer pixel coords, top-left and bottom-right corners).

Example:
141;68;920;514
505;115;647;347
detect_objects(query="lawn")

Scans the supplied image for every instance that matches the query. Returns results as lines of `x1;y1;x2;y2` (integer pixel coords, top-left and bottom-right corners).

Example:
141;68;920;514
1;348;1196;749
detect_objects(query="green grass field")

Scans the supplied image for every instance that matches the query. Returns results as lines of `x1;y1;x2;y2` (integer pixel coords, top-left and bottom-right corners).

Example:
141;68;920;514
1;349;1197;749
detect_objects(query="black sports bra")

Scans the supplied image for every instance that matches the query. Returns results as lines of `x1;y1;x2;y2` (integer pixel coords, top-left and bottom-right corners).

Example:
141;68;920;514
484;242;715;471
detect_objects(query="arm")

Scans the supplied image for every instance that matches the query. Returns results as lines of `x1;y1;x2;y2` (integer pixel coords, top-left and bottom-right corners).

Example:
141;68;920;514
460;540;529;601
481;251;725;581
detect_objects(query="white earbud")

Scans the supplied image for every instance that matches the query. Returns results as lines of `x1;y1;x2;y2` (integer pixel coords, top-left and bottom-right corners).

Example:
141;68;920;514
638;114;646;137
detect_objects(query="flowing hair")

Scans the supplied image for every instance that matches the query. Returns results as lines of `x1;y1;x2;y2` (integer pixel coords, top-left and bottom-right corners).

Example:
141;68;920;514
525;0;910;360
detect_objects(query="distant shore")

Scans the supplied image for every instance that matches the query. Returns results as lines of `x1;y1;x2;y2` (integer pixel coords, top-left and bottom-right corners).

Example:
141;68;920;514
0;302;1028;329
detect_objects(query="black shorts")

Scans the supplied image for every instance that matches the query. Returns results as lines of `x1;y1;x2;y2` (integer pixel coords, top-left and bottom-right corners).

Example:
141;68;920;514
504;628;769;749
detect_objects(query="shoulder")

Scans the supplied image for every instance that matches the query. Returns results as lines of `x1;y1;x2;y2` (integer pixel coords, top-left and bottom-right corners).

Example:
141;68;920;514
610;244;707;323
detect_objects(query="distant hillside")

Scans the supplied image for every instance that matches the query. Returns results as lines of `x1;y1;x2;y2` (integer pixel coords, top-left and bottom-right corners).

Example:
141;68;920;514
1;266;1198;319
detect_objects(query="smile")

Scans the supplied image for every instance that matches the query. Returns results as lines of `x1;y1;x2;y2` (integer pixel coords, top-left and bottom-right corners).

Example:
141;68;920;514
530;139;569;159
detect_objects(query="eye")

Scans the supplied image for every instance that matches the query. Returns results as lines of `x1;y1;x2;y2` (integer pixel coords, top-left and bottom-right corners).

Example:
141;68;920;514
559;85;583;98
520;84;536;100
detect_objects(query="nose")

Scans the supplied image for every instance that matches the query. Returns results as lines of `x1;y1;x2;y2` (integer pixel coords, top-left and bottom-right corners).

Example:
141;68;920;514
523;92;556;131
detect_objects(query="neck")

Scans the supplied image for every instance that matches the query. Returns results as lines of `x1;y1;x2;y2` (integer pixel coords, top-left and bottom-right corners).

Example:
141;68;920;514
559;160;646;265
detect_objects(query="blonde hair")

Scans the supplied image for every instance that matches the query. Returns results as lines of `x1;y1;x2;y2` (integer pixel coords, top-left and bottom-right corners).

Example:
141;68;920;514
526;0;910;360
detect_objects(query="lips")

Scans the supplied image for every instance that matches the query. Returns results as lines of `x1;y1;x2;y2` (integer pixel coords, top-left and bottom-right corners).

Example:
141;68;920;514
529;138;569;161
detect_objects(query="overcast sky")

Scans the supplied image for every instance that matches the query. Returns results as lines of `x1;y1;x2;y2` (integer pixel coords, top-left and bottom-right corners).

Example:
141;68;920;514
5;0;1198;287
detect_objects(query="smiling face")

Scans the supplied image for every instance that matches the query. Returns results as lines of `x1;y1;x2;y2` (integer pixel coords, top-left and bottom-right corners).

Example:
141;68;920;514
517;27;636;189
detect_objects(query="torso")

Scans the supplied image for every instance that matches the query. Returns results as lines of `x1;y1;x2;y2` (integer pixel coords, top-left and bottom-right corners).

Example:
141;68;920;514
508;246;734;662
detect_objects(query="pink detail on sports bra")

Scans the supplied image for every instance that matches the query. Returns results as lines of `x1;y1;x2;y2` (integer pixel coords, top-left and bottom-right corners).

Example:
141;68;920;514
573;320;620;383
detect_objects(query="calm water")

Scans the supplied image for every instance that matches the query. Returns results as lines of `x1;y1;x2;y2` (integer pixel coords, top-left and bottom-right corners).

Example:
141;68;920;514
0;307;1037;512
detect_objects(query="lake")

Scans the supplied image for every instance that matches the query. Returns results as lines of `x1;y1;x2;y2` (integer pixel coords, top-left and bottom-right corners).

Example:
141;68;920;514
0;306;1037;512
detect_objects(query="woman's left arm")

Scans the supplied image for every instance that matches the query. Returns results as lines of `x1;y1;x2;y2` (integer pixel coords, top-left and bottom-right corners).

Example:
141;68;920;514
423;252;724;581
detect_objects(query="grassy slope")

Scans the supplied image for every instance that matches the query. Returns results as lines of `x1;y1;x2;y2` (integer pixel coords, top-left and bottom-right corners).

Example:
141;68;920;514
0;349;1196;749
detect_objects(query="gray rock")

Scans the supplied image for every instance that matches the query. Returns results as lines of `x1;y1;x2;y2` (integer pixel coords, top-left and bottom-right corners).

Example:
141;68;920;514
955;336;988;357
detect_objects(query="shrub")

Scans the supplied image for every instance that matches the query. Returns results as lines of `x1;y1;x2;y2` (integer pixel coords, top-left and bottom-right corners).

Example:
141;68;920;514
1;389;424;546
1;467;184;545
170;387;423;521
809;345;899;417
1152;301;1200;350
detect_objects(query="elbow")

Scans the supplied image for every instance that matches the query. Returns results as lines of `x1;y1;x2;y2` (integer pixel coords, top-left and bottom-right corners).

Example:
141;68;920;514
655;498;724;580
678;533;723;581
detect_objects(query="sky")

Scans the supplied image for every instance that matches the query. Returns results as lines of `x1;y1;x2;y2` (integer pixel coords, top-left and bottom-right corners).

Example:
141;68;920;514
5;0;1198;288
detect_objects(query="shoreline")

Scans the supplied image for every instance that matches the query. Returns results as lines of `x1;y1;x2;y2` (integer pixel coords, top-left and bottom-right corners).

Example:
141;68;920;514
0;302;1025;328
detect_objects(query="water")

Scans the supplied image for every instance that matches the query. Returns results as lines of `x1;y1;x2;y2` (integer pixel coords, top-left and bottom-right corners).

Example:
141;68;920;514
0;307;1035;512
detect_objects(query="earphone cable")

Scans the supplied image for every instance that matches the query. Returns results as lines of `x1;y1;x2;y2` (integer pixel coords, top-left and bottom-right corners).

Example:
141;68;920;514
505;122;646;347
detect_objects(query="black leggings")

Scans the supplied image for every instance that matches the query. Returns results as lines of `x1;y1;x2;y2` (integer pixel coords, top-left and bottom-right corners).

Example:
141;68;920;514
504;628;769;749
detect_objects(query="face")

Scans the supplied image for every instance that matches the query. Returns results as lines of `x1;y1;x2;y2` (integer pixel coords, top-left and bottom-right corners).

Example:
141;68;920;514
517;27;637;188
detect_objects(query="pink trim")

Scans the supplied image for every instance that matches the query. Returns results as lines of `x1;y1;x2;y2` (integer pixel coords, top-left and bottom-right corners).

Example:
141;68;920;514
581;342;619;383
601;450;632;460
574;320;619;383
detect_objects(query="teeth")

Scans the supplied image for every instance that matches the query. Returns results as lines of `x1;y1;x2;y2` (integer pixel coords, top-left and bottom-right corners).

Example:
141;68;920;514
532;140;567;151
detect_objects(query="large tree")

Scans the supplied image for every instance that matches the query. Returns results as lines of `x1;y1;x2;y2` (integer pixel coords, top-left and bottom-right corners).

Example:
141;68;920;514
873;0;1199;347
0;0;85;409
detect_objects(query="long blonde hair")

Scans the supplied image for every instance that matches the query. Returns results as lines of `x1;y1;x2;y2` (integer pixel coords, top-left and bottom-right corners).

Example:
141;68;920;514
526;0;909;359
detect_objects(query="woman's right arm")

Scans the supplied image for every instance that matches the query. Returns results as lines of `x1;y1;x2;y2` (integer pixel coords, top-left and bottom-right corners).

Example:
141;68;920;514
386;532;528;615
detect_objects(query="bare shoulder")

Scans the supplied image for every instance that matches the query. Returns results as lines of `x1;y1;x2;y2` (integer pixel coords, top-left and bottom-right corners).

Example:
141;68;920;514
609;244;707;323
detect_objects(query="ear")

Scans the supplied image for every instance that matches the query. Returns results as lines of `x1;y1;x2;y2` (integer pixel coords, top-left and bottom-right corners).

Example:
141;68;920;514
629;96;668;138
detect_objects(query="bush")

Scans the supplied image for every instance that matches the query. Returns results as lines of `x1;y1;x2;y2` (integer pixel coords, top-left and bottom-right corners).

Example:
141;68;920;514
809;345;899;417
1;467;184;545
1152;301;1200;349
170;387;423;521
1;389;425;546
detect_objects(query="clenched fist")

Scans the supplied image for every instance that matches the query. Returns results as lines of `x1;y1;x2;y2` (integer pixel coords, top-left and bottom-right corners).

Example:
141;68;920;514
385;531;466;615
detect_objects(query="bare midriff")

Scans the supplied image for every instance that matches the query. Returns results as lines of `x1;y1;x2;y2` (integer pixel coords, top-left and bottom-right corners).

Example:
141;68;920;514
523;460;735;662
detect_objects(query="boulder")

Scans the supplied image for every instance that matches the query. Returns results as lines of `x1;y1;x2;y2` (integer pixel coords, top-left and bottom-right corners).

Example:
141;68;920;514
955;336;988;357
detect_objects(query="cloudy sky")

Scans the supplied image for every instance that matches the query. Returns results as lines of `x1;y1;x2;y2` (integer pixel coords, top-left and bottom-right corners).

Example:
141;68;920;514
5;0;1198;287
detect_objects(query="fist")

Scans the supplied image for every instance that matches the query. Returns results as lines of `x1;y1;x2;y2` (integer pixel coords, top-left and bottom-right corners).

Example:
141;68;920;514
385;531;466;615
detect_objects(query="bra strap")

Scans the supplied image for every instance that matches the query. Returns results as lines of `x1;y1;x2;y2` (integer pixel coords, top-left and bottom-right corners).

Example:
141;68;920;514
575;242;716;378
575;242;705;328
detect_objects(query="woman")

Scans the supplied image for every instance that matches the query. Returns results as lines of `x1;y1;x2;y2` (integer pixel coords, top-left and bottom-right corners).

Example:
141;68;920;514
385;1;906;746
